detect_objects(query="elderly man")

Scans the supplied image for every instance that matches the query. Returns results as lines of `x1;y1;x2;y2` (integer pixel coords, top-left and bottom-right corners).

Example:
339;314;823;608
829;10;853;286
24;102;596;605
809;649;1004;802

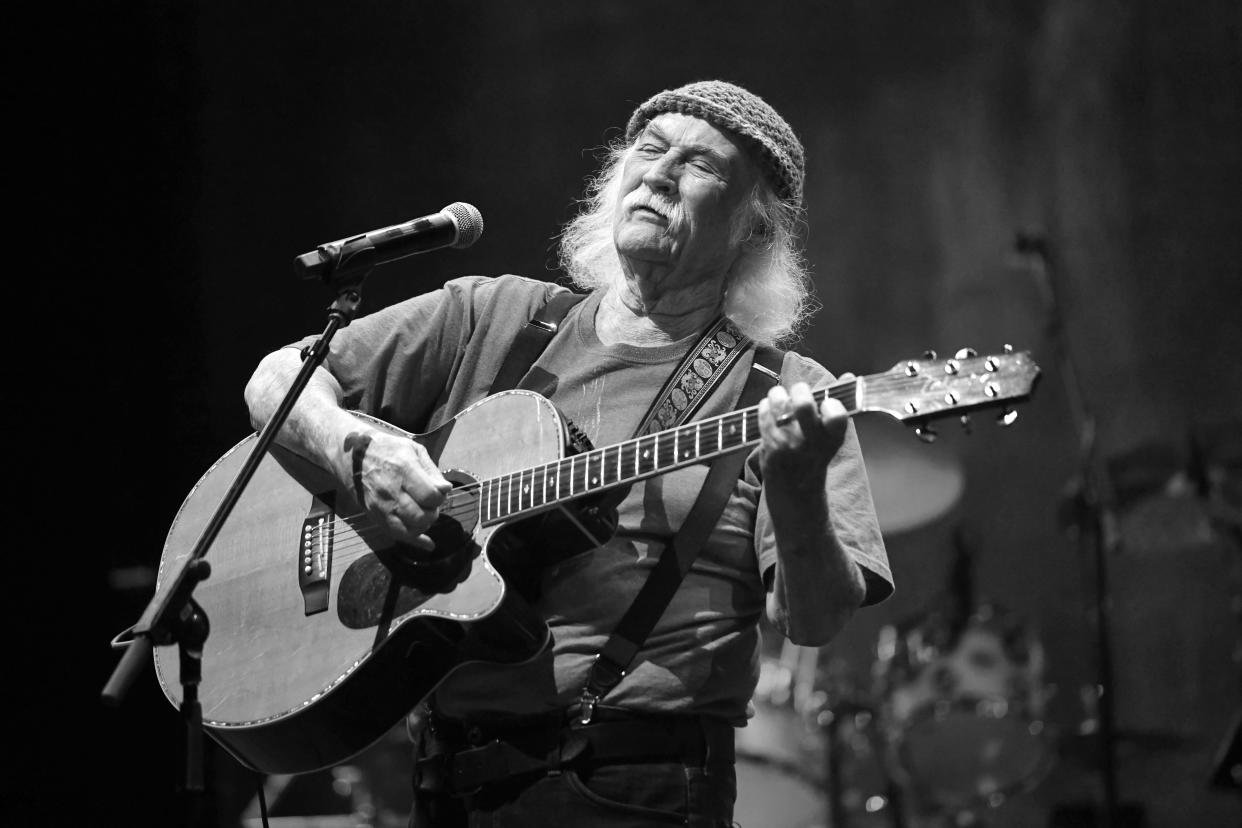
245;80;891;827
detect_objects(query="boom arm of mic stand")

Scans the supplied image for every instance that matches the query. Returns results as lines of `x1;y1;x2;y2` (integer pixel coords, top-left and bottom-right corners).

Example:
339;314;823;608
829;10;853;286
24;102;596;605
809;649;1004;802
101;283;366;707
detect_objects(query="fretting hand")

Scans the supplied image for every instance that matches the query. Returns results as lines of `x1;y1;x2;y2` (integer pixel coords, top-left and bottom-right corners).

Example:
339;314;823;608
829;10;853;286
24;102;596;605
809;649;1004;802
757;379;852;493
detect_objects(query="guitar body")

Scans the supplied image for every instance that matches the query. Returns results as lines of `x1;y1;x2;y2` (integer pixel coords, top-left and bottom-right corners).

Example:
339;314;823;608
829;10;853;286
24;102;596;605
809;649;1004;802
153;390;564;774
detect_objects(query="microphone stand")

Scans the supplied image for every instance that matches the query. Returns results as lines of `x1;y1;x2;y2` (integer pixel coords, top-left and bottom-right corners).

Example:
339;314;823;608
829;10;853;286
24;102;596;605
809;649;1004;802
1014;231;1122;827
102;270;369;826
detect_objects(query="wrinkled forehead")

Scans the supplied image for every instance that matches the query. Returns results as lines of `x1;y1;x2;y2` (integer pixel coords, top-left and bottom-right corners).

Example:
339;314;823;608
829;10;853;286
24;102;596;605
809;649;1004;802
639;112;740;149
638;112;761;178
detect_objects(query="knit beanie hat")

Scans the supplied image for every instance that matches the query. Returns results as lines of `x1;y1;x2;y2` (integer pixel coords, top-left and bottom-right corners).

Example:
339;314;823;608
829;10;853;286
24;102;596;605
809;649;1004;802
625;80;806;206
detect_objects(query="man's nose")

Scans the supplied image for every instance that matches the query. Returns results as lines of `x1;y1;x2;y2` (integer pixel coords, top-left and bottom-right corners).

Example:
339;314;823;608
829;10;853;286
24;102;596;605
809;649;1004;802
642;151;678;195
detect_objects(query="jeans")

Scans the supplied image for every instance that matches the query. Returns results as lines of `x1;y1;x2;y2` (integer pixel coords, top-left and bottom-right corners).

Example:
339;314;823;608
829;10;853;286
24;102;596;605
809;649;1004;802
412;756;737;827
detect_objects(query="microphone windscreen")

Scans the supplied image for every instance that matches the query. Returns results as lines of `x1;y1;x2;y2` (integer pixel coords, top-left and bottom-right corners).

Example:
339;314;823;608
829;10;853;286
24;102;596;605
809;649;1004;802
444;202;484;249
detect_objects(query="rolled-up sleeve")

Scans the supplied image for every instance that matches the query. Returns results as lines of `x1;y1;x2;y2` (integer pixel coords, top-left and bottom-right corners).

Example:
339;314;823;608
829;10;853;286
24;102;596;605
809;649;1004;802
752;352;893;606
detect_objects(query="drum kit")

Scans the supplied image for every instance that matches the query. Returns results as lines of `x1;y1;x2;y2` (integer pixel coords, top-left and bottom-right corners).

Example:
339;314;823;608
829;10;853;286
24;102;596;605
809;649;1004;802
734;417;1052;828
735;413;1242;828
736;564;1054;828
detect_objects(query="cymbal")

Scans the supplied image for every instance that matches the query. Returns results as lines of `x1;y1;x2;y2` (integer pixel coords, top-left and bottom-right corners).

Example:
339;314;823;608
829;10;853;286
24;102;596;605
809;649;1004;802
854;416;964;535
1106;427;1242;554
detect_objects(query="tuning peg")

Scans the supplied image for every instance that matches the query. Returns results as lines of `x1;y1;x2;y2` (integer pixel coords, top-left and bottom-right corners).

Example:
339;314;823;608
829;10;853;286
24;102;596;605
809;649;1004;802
922;349;938;360
954;347;978;359
997;407;1019;427
960;414;973;434
914;422;938;443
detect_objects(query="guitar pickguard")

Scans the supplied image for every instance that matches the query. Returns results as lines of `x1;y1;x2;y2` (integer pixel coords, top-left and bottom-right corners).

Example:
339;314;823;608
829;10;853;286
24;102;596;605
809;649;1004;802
337;470;482;629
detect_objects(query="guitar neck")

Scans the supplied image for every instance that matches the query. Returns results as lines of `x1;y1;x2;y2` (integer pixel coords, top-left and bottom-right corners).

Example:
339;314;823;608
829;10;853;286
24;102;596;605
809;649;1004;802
477;379;860;525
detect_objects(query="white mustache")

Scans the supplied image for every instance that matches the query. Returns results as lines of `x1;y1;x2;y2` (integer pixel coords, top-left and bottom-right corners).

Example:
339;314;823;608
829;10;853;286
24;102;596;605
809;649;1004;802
623;189;680;223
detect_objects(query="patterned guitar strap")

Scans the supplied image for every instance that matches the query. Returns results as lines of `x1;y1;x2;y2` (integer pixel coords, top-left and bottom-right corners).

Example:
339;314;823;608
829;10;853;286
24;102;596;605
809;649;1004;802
578;315;784;724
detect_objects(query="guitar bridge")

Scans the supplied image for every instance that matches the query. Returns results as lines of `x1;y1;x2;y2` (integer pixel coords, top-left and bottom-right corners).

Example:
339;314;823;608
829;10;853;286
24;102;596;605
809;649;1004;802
298;492;336;615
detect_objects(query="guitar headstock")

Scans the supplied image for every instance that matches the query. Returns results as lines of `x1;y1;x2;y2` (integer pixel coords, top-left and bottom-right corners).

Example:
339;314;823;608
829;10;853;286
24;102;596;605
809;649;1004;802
860;347;1040;440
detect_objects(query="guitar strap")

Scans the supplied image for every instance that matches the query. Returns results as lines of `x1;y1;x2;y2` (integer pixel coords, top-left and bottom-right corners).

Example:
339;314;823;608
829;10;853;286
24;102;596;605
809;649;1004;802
633;316;752;436
488;289;587;395
577;337;785;724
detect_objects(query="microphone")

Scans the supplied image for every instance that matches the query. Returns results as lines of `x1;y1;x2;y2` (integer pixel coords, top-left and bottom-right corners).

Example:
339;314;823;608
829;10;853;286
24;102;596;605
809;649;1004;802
294;202;484;283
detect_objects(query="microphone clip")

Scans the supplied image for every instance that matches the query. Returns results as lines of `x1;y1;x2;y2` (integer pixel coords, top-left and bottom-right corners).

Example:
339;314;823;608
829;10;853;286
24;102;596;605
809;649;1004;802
295;235;376;287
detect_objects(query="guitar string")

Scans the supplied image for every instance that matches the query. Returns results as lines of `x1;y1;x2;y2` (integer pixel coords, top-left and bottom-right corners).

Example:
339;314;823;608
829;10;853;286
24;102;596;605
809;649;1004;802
156;367;1026;587
301;429;741;562
331;364;1010;522
322;362;1010;532
281;365;1023;563
312;363;1008;535
308;400;770;558
315;372;1000;546
274;367;1018;566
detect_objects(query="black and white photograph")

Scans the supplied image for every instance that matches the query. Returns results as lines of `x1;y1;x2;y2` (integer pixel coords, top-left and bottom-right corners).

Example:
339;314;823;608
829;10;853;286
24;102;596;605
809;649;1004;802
27;2;1241;827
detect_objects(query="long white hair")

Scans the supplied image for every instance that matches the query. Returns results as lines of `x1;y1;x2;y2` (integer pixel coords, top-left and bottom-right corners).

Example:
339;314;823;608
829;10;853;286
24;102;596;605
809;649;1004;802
557;141;817;348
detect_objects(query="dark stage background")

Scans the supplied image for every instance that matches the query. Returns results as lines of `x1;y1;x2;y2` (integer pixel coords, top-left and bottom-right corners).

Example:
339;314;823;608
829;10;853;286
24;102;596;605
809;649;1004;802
36;1;1242;826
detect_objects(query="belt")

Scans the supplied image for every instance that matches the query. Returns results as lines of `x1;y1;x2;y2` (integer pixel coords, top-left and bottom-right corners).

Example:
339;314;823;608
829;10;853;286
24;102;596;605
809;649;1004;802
416;711;735;796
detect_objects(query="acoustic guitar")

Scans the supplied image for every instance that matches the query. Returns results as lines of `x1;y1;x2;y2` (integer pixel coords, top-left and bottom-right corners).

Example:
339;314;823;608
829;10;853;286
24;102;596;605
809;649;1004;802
151;348;1039;774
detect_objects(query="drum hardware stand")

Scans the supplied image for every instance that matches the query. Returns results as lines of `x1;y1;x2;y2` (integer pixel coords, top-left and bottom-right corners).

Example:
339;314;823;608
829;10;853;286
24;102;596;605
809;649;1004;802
1014;231;1129;827
822;695;908;828
102;257;373;828
1208;707;1241;793
1205;450;1242;795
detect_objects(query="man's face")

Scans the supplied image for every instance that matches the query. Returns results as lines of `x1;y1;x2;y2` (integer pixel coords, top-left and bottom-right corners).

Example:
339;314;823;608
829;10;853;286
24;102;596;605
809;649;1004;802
613;112;758;282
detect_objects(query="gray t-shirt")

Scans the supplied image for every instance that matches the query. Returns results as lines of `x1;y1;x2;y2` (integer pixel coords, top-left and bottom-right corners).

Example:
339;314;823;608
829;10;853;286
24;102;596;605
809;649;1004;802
299;274;891;723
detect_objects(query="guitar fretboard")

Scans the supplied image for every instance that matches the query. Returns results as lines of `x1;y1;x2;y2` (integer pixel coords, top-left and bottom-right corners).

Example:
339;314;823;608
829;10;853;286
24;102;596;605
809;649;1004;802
478;379;859;524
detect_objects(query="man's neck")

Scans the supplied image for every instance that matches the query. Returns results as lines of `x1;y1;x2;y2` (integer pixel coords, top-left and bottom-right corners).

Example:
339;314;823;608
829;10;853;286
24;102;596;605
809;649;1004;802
595;275;725;347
